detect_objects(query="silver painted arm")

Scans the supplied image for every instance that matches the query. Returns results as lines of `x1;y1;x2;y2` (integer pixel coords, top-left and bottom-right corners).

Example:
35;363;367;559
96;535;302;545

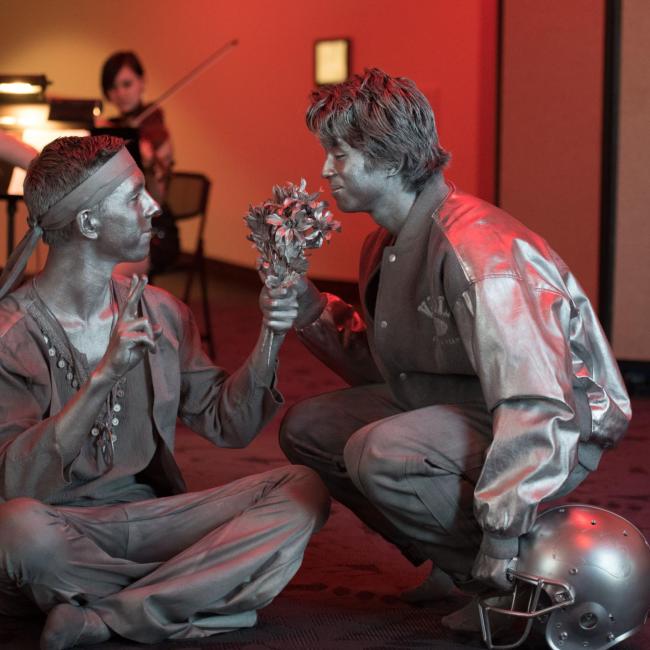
454;275;586;555
296;285;384;386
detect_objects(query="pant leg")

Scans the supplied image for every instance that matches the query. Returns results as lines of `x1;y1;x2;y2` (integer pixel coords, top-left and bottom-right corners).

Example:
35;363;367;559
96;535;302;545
343;402;494;581
90;465;329;642
0;466;329;643
279;384;429;565
0;497;160;618
342;401;595;581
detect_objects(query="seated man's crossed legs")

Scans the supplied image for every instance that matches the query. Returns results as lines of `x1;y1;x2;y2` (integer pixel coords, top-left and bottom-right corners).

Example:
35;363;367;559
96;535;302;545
0;465;329;648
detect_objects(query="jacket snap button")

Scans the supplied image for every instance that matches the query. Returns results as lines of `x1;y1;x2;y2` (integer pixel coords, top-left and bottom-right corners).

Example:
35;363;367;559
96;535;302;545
388;254;397;262
380;320;388;329
399;372;407;381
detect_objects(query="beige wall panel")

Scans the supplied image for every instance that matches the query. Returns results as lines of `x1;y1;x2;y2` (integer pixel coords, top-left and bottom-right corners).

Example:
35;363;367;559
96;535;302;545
500;0;605;305
611;0;650;359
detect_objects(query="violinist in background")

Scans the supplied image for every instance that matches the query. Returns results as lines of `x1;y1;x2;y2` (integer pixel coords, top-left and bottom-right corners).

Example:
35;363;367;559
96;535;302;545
99;51;180;274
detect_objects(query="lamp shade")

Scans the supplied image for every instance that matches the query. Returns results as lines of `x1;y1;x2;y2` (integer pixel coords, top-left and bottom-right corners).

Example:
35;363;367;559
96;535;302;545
0;75;50;103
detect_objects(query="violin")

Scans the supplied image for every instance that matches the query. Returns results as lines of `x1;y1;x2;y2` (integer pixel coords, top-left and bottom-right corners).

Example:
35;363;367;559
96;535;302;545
108;104;167;148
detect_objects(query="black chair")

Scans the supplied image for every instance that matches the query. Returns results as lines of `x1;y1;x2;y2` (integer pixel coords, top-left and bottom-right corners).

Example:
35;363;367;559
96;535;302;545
152;171;216;359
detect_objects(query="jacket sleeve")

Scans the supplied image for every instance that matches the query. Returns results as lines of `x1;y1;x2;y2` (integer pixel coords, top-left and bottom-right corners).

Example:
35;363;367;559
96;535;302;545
0;339;70;501
296;292;384;386
452;275;587;559
176;304;283;448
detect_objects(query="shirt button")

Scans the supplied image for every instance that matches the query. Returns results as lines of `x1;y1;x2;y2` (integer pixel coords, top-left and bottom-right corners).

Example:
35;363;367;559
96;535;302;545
388;254;397;262
380;320;388;329
57;359;66;369
91;427;100;437
111;417;120;427
113;403;122;413
399;372;407;381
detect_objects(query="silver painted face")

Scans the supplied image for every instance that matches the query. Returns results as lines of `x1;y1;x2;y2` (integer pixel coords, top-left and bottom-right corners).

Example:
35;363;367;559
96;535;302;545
96;170;160;263
321;140;389;214
478;505;650;650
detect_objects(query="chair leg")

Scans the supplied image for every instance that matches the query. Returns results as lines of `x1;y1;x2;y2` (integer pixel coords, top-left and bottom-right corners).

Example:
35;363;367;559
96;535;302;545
182;255;196;303
197;240;216;360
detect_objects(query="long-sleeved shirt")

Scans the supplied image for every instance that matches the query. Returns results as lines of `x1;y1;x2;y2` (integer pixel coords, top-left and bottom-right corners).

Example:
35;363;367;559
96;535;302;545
0;277;282;505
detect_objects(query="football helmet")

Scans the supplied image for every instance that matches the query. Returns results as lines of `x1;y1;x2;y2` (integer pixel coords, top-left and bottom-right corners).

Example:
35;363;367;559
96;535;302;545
478;504;650;650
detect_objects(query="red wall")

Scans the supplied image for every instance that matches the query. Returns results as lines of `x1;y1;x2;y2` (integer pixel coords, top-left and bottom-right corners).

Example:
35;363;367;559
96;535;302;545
2;0;498;280
169;0;499;279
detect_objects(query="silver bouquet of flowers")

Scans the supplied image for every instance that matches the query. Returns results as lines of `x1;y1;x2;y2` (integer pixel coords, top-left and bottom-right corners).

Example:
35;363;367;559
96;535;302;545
244;179;341;361
244;178;341;289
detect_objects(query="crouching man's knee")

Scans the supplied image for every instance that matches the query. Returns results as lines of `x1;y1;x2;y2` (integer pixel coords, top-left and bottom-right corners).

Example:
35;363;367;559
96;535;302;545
0;497;67;579
278;399;320;465
343;422;402;504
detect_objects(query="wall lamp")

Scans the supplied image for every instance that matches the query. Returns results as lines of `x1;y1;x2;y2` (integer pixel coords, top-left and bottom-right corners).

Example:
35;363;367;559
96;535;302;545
0;75;50;103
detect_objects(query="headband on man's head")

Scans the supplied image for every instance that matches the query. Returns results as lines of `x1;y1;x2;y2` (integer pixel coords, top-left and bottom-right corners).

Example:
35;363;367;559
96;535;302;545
0;146;138;301
36;146;137;230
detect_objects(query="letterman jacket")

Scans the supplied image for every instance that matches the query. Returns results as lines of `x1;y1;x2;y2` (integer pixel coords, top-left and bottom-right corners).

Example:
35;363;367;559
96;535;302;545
297;173;631;558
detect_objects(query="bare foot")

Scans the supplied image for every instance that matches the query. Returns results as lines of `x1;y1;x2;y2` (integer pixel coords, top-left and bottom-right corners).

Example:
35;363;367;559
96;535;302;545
442;594;514;633
400;564;455;603
441;596;483;632
40;604;111;650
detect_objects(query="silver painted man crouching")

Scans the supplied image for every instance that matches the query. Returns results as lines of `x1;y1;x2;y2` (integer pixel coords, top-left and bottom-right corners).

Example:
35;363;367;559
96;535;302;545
280;68;632;634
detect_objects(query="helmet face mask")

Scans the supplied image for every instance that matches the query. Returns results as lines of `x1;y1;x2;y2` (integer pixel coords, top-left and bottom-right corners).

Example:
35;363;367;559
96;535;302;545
477;505;650;650
479;571;575;649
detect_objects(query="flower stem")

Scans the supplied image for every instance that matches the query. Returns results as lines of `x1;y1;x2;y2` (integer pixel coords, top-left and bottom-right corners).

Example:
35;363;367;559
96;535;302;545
263;327;274;368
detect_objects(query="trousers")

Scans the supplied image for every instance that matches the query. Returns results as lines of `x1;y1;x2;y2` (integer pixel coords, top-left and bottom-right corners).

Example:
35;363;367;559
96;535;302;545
0;465;329;643
279;384;588;581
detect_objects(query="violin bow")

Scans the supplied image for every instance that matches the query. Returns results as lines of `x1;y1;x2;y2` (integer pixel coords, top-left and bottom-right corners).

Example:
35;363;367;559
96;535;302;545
131;38;239;127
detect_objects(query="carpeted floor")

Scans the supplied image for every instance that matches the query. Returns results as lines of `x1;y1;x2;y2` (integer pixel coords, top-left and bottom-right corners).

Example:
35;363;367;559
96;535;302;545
2;273;648;649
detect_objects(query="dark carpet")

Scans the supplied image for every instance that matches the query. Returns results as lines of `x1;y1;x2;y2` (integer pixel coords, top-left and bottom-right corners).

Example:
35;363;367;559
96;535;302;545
3;274;648;649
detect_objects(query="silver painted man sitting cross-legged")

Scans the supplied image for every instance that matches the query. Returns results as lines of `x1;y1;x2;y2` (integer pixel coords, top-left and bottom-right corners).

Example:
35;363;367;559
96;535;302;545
0;135;329;649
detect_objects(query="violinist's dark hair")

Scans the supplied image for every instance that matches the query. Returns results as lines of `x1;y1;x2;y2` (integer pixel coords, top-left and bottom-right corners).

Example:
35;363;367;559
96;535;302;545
306;68;450;193
24;135;125;246
101;51;145;97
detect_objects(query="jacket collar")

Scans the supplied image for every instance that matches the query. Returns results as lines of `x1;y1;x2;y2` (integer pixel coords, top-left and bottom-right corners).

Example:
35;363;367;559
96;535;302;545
393;172;451;251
